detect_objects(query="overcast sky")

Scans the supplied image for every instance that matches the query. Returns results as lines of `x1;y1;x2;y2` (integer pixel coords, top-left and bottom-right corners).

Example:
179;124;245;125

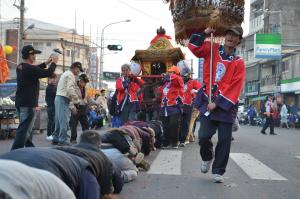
1;0;250;77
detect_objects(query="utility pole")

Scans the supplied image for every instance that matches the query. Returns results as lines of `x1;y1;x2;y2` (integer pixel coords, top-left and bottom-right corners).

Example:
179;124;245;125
96;27;99;88
16;0;25;64
60;38;65;72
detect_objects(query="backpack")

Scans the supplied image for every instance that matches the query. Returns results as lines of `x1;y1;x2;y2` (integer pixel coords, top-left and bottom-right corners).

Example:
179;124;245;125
108;90;120;116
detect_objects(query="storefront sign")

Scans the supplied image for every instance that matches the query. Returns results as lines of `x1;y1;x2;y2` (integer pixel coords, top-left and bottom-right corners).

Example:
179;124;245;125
255;34;281;59
281;77;300;93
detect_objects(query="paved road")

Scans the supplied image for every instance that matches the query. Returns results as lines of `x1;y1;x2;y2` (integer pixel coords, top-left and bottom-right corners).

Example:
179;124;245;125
118;125;300;199
1;124;300;199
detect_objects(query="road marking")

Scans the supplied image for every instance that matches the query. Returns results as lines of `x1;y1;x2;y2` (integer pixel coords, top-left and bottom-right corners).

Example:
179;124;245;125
148;150;182;175
230;153;287;181
296;156;300;160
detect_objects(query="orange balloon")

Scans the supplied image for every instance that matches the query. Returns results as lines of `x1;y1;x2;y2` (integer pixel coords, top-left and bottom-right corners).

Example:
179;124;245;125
3;45;13;55
12;45;17;52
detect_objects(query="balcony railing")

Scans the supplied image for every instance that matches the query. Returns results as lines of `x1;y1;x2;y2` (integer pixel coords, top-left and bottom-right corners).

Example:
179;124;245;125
260;75;276;87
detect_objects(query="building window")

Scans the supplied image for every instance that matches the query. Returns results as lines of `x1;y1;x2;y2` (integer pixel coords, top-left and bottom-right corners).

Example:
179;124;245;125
66;50;71;57
46;42;51;47
282;58;290;73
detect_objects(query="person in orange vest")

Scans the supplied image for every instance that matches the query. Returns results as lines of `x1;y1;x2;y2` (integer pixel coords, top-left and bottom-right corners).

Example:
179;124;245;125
158;66;184;149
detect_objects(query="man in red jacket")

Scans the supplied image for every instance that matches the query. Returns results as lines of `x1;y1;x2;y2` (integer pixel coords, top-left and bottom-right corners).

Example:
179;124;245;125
116;63;144;125
158;66;184;149
189;26;245;183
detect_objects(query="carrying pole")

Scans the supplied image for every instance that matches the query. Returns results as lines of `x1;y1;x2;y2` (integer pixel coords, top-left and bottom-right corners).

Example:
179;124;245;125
204;32;214;117
209;32;214;104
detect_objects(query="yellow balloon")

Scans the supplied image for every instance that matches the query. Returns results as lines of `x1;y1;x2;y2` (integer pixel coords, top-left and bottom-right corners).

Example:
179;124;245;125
3;45;13;55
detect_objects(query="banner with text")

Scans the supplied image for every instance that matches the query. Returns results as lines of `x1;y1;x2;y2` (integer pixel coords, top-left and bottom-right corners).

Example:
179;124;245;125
255;34;281;59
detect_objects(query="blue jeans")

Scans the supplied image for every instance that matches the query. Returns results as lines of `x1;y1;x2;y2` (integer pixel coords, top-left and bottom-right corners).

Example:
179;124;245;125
53;96;70;143
11;107;36;150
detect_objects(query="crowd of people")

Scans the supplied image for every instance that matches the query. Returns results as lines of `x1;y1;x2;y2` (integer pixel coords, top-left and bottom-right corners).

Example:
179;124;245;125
241;96;300;135
0;24;247;198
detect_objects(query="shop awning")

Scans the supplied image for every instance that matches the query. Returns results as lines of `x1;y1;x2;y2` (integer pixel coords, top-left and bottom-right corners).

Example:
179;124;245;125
250;96;266;102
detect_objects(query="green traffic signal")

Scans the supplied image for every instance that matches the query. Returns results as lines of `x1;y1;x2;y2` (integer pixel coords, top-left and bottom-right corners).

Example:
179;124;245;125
107;45;123;51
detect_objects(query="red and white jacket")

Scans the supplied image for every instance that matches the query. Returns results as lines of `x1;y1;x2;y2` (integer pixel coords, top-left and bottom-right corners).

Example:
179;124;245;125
183;79;202;106
188;32;245;123
158;74;184;116
116;76;144;111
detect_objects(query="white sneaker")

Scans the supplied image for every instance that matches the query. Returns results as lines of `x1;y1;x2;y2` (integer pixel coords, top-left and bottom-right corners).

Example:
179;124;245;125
212;174;224;183
201;160;212;173
46;135;53;141
134;152;144;164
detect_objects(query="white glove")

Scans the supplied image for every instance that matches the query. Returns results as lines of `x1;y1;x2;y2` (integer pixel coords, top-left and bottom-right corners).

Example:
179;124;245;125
191;89;198;94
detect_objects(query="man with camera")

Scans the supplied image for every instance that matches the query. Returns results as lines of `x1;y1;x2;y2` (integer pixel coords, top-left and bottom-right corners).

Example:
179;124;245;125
52;62;83;146
11;45;58;150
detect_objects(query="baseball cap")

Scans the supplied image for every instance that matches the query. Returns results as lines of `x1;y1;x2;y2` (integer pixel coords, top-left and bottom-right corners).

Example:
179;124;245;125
71;62;84;72
78;74;89;83
21;45;42;58
167;66;180;75
225;25;243;39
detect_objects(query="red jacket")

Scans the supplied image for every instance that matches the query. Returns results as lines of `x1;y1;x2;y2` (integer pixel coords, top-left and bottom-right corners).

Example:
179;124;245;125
189;32;245;123
116;76;144;105
158;74;184;107
183;79;202;105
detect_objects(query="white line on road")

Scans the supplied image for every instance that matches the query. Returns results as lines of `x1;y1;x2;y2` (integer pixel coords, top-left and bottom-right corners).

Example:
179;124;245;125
148;150;182;175
230;153;287;181
296;156;300;160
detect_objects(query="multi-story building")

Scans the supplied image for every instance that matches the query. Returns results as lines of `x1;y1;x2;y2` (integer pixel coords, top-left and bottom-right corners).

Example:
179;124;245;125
238;0;300;109
0;18;91;80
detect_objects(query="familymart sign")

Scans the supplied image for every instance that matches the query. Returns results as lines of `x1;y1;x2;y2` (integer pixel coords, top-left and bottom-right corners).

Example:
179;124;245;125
255;34;281;59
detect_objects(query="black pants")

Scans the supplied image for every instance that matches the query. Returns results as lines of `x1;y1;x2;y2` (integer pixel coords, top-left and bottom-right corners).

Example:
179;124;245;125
198;115;233;175
250;116;255;126
179;105;192;143
47;105;55;136
70;105;89;142
261;116;274;134
160;113;181;147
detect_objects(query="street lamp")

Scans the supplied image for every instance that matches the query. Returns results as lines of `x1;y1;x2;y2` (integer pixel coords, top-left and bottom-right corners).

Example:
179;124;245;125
99;19;131;88
17;23;35;64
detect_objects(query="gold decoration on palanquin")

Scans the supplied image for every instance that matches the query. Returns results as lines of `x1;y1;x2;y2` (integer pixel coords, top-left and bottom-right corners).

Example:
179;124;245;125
163;0;245;45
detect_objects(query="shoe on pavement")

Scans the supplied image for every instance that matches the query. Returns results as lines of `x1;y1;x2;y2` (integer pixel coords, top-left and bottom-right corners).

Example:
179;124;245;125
46;135;53;141
58;141;71;146
134;152;144;164
184;140;190;145
137;159;150;171
189;136;195;142
70;140;78;145
161;145;171;149
179;143;185;147
212;174;224;183
260;131;266;135
270;132;277;135
201;160;212;173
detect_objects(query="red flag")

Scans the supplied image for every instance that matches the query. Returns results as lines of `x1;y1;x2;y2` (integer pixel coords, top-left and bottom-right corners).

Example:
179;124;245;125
0;45;10;83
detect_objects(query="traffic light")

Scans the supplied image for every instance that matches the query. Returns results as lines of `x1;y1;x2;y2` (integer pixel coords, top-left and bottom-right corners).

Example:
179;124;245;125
107;45;123;51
